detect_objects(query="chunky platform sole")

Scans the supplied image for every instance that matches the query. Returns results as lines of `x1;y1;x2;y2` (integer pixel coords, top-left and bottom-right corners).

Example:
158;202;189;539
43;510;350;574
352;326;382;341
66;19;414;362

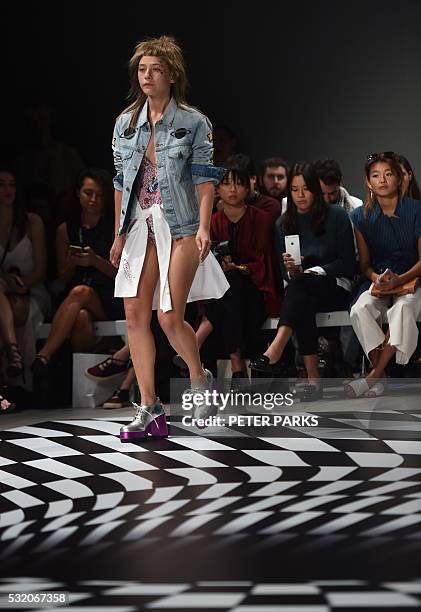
120;413;168;441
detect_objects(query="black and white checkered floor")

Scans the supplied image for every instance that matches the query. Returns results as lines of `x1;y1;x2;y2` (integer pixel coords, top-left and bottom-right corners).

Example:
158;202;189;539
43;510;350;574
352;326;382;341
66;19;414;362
1;407;421;609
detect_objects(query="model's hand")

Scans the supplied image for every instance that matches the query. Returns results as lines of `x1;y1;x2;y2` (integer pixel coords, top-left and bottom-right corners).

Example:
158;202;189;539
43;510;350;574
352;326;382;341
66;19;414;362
110;235;126;268
196;227;211;262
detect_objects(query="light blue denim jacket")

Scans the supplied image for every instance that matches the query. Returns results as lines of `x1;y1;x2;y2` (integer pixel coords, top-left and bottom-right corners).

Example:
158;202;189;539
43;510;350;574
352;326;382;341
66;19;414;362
112;97;225;239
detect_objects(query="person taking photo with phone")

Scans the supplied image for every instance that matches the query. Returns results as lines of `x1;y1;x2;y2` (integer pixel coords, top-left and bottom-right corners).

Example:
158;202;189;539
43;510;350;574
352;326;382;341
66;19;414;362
250;162;356;401
31;168;123;397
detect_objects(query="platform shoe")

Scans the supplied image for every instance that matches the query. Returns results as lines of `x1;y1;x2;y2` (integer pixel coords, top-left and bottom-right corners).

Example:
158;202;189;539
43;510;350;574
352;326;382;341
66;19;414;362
120;398;168;441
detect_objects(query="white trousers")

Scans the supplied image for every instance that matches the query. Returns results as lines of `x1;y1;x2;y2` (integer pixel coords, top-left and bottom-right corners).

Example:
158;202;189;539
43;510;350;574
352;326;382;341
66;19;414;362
350;287;421;365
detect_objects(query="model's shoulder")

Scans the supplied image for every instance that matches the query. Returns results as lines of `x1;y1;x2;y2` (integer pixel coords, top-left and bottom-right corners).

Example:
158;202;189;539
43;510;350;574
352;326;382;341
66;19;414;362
178;104;211;124
114;110;132;128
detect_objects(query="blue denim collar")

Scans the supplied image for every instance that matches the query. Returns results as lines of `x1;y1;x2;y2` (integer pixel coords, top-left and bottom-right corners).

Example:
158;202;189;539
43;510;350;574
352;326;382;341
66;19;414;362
138;97;178;128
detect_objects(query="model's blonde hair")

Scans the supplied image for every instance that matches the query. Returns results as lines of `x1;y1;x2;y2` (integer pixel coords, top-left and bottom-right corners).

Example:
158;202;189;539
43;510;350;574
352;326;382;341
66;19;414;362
121;35;191;128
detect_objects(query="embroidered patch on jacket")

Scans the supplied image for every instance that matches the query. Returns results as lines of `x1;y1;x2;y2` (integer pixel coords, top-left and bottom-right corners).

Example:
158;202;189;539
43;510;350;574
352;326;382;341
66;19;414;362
207;131;213;142
112;137;116;146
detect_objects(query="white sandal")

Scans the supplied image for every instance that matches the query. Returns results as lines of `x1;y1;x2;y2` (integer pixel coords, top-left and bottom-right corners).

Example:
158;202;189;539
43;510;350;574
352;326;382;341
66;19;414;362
344;377;370;398
364;381;387;397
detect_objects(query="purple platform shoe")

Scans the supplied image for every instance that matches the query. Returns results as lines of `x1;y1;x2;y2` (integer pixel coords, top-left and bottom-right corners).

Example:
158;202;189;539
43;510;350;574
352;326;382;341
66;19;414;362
120;398;168;441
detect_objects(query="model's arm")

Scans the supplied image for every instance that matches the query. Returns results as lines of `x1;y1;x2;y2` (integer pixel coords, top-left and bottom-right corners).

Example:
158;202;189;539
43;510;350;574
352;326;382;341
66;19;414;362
195;182;213;260
110;117;126;267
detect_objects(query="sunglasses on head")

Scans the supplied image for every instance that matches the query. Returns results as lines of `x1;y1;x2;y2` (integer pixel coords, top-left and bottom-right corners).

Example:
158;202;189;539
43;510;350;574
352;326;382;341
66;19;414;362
366;151;395;161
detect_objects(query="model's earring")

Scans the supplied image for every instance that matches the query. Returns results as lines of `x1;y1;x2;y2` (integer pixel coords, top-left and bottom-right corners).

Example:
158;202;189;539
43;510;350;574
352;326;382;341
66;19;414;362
370;189;373;199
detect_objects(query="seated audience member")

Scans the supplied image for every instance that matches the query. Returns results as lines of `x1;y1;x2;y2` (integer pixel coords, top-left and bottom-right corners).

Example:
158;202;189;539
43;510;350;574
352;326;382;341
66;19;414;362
250;162;356;400
85;344;133;408
175;162;281;384
260;157;289;204
31;168;124;380
225;154;281;223
346;153;421;397
395;154;421;200
314;158;363;374
314;158;362;212
0;165;50;391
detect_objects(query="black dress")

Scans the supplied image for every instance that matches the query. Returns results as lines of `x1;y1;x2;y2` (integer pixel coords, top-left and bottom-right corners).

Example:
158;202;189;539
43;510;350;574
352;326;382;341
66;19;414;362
62;213;124;320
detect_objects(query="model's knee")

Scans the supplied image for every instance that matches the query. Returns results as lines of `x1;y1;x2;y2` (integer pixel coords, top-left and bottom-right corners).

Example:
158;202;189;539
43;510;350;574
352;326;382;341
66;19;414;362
124;305;151;331
158;312;182;338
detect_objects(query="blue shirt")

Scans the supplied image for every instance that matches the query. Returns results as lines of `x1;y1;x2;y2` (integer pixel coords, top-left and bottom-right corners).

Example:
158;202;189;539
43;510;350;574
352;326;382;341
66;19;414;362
351;197;421;275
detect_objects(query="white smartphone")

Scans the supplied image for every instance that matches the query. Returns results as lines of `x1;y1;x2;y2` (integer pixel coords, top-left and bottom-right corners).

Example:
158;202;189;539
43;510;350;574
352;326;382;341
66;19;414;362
285;234;301;265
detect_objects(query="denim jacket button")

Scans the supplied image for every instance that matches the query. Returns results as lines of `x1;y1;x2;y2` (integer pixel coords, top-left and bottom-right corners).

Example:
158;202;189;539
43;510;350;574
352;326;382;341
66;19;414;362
133;166;138;171
125;187;130;192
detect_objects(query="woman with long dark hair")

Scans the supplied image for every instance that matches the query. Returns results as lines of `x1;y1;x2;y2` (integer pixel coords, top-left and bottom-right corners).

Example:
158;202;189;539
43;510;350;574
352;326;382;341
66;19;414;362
250;162;356;400
31;168;122;380
346;153;421;397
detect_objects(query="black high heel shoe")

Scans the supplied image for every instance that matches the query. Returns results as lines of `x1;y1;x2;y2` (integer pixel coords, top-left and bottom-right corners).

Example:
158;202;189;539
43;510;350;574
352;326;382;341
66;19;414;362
249;354;280;375
5;343;24;379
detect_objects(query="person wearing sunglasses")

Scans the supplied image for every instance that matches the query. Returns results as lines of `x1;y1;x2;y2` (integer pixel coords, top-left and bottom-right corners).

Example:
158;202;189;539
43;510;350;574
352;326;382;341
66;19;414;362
345;153;421;397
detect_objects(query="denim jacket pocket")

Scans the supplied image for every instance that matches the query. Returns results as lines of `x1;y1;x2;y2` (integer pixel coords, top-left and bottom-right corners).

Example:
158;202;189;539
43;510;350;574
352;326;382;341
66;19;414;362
167;145;191;182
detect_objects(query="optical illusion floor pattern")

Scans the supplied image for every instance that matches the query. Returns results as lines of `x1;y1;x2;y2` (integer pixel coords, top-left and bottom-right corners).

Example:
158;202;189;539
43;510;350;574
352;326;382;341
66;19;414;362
1;407;421;609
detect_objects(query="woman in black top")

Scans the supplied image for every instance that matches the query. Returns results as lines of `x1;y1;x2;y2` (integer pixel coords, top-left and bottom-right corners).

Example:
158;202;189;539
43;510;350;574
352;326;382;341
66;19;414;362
250;162;356;400
31;168;123;374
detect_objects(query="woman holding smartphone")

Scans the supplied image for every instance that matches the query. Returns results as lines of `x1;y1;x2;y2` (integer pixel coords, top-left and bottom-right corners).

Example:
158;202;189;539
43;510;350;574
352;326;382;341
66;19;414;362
346;153;421;397
110;35;228;440
250;162;356;401
31;168;122;385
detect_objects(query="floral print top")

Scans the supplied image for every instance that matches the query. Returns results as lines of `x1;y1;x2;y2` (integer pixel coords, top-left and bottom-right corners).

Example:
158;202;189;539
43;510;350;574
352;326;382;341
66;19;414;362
135;157;162;243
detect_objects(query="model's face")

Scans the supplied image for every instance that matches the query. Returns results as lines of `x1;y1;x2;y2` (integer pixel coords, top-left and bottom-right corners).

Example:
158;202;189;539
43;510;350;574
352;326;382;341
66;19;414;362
367;162;399;198
290;174;314;213
218;175;249;207
78;178;104;214
0;171;16;207
319;180;340;204
399;163;412;197
138;56;173;98
262;165;287;198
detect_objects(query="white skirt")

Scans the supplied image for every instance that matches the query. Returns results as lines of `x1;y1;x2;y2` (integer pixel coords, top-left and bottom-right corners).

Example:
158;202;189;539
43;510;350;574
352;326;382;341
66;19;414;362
114;204;229;312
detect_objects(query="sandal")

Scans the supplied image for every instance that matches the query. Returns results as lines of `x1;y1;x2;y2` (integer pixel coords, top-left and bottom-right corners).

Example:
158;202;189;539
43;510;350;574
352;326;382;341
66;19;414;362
0;387;16;414
344;377;370;398
5;343;24;378
364;380;387;397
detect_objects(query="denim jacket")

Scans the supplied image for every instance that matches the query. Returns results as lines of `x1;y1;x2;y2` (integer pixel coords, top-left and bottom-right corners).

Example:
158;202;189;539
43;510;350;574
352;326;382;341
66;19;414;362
112;97;225;239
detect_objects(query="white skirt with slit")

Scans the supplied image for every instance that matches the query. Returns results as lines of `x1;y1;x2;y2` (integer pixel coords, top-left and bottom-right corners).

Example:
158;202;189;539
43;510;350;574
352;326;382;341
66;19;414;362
114;204;229;312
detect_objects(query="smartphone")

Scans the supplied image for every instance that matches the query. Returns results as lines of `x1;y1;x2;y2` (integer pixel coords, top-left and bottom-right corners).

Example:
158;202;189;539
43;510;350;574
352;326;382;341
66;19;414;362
69;245;84;255
285;234;301;265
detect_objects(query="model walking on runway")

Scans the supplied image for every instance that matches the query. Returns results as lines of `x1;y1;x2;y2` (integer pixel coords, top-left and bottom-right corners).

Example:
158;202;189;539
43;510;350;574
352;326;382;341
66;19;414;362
110;35;229;440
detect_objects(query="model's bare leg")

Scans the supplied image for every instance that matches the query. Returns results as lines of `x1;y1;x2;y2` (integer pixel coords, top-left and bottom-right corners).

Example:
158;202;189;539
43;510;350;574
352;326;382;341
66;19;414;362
124;242;159;406
157;235;204;386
